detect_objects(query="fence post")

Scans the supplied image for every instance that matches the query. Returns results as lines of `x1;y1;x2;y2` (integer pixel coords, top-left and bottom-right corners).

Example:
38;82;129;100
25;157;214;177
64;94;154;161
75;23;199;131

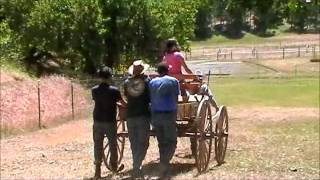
252;48;257;59
230;50;233;60
298;47;300;57
282;47;285;59
256;49;258;59
217;48;221;61
312;46;316;57
71;81;75;120
37;80;41;129
207;70;211;86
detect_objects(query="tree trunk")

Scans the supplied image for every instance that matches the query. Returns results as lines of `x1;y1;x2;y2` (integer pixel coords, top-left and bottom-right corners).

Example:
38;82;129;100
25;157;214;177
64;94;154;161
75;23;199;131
104;12;120;68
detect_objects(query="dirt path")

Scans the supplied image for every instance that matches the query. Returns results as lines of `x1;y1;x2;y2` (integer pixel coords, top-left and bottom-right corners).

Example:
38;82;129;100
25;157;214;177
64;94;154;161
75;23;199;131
1;107;318;180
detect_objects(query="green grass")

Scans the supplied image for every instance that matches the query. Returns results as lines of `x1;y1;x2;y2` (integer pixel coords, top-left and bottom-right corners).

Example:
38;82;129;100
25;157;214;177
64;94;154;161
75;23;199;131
221;118;320;179
210;76;319;107
0;57;35;79
191;31;296;47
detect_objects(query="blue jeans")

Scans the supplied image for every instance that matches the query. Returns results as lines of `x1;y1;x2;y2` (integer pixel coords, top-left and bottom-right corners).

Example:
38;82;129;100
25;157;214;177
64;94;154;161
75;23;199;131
151;111;177;167
127;115;150;170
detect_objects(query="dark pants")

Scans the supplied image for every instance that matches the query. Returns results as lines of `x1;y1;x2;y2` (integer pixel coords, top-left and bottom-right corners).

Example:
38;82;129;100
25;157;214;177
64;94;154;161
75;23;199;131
93;121;117;170
127;115;150;171
151;111;177;168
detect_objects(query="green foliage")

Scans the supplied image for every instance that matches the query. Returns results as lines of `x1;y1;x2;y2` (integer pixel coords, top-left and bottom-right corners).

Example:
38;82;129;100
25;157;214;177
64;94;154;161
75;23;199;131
286;0;320;32
193;0;319;39
250;0;284;35
1;0;200;75
194;0;215;39
148;0;200;51
1;0;318;75
0;20;22;64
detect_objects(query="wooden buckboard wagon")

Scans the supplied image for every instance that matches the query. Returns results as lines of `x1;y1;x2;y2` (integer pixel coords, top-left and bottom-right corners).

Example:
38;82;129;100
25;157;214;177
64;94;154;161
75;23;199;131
103;74;229;173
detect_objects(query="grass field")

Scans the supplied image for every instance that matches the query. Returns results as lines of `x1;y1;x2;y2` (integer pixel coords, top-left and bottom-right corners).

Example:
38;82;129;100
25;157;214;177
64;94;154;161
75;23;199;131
191;33;275;47
191;32;318;47
194;117;320;180
210;76;319;107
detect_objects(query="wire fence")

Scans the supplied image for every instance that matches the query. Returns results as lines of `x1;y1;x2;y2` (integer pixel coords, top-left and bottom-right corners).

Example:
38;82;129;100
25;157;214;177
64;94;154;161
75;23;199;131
0;75;130;138
187;44;320;61
1;67;318;138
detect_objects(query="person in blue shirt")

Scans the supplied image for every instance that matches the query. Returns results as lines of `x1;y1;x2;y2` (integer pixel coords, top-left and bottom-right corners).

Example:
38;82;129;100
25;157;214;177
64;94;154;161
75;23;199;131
149;63;180;178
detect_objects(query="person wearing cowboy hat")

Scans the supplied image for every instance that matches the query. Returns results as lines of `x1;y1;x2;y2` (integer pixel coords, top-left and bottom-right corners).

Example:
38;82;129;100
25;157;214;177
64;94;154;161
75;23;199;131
124;59;151;178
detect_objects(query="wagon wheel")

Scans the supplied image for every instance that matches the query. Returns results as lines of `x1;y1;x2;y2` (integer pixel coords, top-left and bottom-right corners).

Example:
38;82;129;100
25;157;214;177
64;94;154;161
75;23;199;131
214;106;228;165
194;98;213;173
103;106;126;172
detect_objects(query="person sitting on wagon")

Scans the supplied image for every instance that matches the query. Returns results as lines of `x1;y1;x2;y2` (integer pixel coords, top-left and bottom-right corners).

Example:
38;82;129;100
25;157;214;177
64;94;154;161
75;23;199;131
162;38;193;75
163;39;200;157
162;38;194;102
91;66;126;179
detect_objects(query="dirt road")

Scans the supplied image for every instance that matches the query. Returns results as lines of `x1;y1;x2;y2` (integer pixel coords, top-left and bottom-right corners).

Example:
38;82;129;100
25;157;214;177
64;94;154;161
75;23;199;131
1;107;318;180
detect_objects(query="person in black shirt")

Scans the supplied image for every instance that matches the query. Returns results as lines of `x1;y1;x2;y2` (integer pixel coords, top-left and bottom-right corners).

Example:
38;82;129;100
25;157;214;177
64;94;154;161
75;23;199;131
124;60;151;178
92;66;126;179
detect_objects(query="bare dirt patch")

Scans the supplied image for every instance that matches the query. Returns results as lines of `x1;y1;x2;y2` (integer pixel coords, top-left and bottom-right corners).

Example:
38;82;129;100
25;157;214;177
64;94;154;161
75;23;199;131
1;107;318;180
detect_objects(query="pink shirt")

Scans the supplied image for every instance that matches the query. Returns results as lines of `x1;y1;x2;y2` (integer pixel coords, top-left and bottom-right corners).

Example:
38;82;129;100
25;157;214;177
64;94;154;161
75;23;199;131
162;52;184;74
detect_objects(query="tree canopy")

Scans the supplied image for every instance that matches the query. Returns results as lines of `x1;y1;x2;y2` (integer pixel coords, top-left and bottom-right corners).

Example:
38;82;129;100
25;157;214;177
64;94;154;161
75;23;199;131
1;0;200;74
1;0;318;75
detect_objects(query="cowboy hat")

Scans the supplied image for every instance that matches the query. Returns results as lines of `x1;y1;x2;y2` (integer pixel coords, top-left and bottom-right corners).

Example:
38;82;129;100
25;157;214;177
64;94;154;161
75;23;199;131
128;60;150;75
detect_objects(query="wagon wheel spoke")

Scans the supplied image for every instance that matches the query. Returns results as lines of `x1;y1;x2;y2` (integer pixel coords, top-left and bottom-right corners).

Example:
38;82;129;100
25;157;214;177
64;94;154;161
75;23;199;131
103;139;111;168
103;121;126;172
117;136;124;143
201;142;208;170
215;106;228;165
195;98;213;173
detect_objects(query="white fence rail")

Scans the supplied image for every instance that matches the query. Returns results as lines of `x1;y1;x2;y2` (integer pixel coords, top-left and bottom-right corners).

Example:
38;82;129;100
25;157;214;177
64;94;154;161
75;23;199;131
187;44;320;61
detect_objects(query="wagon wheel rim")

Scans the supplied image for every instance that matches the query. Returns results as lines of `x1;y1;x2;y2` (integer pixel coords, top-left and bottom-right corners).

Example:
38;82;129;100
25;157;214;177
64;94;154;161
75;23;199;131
214;106;228;165
103;107;126;171
195;98;213;173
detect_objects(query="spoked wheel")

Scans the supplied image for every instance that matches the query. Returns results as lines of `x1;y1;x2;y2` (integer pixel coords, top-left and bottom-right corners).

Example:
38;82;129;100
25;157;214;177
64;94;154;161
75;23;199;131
214;106;229;165
194;98;213;173
103;106;126;172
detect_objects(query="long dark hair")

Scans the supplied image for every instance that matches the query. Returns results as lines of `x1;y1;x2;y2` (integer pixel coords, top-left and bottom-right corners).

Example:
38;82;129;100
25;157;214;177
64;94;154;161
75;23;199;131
165;39;180;53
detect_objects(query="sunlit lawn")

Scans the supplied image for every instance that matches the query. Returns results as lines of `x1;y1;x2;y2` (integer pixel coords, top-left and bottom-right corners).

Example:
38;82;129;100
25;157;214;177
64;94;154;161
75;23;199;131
191;32;296;47
210;76;319;107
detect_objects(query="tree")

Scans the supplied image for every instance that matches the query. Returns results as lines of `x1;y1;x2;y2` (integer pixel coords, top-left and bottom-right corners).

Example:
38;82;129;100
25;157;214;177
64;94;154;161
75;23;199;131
1;0;201;75
286;0;320;32
194;0;215;39
224;0;250;37
251;0;284;35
